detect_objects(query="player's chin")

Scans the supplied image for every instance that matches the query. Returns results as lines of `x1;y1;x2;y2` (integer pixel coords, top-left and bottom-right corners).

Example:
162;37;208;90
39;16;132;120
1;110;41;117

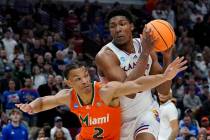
114;39;127;46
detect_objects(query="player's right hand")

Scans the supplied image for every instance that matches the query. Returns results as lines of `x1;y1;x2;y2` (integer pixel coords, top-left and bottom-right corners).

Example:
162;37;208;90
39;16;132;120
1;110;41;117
15;103;34;114
141;25;158;54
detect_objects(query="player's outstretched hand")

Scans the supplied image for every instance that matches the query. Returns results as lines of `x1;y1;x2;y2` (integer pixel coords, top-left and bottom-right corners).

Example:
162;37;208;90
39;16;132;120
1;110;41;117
15;103;34;115
163;57;187;80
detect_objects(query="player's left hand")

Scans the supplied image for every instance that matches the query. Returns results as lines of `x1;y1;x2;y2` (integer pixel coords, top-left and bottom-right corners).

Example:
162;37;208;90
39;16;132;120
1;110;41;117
163;57;187;80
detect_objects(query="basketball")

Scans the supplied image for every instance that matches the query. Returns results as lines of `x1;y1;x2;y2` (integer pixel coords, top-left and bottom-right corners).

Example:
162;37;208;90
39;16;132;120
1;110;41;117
146;19;176;52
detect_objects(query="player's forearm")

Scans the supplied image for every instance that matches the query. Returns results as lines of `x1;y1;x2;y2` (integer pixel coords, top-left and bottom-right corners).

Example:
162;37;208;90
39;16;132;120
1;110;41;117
163;55;173;71
115;74;168;97
125;52;149;81
29;96;58;114
168;129;179;140
156;55;172;95
134;74;168;92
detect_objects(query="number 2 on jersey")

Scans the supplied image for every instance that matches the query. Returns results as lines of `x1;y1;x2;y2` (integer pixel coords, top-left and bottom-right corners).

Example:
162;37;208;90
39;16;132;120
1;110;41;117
93;127;104;139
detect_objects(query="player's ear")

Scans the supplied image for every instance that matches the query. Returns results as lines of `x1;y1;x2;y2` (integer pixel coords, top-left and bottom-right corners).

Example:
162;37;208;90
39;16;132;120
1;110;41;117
131;23;134;31
64;79;72;87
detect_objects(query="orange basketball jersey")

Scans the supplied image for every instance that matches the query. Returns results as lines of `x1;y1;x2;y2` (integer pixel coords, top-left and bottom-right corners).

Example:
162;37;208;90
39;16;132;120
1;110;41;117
69;81;121;140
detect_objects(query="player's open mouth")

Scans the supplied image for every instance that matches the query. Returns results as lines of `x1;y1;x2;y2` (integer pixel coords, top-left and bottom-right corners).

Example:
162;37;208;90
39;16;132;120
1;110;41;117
116;35;124;39
84;85;90;89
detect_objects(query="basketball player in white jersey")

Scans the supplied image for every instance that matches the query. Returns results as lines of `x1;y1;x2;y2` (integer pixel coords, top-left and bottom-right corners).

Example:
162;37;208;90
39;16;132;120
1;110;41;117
96;9;173;140
158;95;179;140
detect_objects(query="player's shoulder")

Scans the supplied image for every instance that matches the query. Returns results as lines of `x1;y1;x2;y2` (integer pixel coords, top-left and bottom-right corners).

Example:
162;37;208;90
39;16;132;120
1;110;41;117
97;42;114;55
96;42;118;63
164;101;177;109
57;89;73;95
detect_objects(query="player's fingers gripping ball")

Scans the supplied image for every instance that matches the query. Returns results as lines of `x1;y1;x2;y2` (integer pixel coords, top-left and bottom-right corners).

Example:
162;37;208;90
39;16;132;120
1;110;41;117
146;19;176;52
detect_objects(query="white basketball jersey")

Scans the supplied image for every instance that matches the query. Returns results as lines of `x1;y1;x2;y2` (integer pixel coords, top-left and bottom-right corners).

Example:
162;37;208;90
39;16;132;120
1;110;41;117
100;38;154;122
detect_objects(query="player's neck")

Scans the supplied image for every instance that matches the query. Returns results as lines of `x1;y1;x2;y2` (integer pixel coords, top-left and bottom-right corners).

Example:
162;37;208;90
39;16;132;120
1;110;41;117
117;40;134;54
77;89;93;105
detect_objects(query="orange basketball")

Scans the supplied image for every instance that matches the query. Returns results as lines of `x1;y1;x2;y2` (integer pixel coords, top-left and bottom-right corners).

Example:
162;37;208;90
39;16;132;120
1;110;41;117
146;19;176;52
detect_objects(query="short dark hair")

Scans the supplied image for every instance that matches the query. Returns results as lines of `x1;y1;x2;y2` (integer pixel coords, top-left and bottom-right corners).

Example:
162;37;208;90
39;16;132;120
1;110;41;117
64;62;85;80
105;8;133;24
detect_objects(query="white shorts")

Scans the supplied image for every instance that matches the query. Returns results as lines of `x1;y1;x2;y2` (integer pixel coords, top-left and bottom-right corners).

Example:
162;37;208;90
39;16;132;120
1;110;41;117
120;102;160;140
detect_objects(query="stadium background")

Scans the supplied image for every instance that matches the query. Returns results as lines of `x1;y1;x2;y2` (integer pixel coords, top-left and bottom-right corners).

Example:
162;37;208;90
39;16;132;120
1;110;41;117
0;0;210;139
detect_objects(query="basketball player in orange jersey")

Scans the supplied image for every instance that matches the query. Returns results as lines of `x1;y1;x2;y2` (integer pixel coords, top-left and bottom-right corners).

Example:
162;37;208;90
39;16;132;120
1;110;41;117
16;58;187;140
96;9;174;140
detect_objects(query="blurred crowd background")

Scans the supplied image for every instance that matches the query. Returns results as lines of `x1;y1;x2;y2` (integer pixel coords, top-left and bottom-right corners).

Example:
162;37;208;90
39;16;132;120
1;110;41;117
0;0;210;139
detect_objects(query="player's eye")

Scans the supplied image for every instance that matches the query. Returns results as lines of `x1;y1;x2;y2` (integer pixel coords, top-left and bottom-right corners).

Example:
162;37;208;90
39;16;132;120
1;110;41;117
109;24;116;29
120;22;127;26
75;77;81;81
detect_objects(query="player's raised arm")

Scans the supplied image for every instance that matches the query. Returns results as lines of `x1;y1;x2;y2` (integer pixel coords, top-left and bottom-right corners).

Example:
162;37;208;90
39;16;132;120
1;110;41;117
16;89;71;114
105;57;187;98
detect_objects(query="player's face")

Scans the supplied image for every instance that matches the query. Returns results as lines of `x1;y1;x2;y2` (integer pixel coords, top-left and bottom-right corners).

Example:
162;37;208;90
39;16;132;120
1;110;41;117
68;67;92;93
109;16;133;46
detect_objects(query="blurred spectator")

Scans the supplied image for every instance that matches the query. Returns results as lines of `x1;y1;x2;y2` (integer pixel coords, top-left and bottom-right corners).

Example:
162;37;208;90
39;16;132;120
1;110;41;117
17;15;35;31
18;77;39;126
200;93;210;117
24;53;32;75
64;10;79;34
200;116;210;135
50;116;72;140
2;109;28;140
200;85;210;102
172;77;185;108
158;97;179;140
37;74;58;97
0;49;13;78
194;53;208;76
55;75;65;91
29;39;45;62
185;134;197;140
44;52;53;65
177;127;192;140
36;127;50;140
54;128;66;140
195;0;208;16
1;28;17;61
207;134;210;140
13;58;28;85
0;112;9;132
198;127;208;140
183;84;202;112
88;66;99;82
53;51;66;75
152;2;167;20
165;4;176;28
8;45;24;63
179;115;199;137
0;65;21;93
2;79;20;115
32;65;47;89
35;55;45;72
52;33;65;56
